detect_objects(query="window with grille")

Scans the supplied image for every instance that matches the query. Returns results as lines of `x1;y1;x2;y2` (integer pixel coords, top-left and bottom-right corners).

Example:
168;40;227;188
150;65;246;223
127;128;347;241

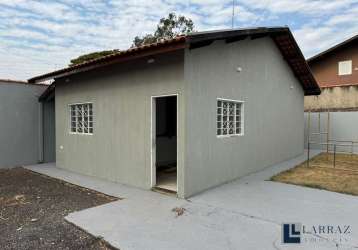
217;99;243;137
70;103;93;134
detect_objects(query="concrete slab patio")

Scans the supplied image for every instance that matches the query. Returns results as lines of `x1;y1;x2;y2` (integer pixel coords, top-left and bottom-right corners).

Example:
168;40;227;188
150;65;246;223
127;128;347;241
25;151;358;250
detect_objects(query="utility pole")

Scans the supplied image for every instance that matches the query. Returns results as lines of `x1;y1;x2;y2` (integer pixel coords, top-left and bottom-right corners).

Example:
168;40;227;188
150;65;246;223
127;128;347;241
232;0;235;29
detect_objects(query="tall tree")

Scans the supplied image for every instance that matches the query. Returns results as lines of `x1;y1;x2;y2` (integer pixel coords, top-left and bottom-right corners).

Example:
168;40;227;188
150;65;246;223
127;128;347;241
68;13;194;66
69;50;119;67
132;13;194;47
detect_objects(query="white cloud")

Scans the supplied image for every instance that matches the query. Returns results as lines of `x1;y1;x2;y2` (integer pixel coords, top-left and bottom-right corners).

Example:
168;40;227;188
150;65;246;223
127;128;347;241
292;3;358;58
0;0;357;80
238;0;357;15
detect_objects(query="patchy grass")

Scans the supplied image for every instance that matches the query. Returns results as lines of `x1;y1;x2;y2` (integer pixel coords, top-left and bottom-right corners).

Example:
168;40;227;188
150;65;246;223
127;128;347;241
271;153;358;196
306;152;358;171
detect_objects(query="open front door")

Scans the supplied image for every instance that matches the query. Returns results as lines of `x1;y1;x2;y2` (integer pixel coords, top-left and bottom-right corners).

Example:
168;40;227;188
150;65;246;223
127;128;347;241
151;95;177;193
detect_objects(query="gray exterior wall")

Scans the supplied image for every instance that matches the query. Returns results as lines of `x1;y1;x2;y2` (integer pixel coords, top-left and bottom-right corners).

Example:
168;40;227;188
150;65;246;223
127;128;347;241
43;99;56;162
183;38;305;197
55;52;186;197
0;82;47;168
54;38;306;198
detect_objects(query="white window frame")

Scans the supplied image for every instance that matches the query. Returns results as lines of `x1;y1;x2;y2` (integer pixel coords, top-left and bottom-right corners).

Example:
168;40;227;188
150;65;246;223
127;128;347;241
216;98;244;138
68;102;94;135
338;60;352;75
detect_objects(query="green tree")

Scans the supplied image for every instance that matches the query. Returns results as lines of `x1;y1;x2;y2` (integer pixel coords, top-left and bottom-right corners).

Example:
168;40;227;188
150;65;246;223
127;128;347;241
68;13;194;66
69;50;119;66
132;13;194;47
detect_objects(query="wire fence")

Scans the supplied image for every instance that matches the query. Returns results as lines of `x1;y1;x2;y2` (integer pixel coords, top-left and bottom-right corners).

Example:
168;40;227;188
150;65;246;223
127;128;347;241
306;111;358;172
307;140;358;172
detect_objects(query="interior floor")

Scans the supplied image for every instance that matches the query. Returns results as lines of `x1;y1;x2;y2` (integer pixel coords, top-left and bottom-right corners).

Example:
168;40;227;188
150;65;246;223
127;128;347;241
156;165;177;192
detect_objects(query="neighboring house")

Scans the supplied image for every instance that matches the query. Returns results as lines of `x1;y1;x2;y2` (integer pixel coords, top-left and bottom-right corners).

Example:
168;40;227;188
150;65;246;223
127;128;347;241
305;34;358;111
29;27;320;198
304;35;358;153
0;79;51;168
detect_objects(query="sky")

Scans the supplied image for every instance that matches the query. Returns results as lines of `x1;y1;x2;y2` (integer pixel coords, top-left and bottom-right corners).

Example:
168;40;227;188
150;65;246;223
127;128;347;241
0;0;357;81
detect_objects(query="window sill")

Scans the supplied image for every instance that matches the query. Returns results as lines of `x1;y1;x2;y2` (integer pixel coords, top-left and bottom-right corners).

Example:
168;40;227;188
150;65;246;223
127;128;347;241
69;132;93;136
217;134;244;138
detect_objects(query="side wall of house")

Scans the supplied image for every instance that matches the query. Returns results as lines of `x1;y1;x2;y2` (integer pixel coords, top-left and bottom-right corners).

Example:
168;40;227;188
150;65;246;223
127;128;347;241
184;38;304;197
55;53;186;196
0;82;47;168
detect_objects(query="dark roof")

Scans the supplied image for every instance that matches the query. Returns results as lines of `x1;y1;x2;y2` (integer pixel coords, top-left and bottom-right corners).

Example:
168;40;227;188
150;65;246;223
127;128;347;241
30;36;186;84
30;27;320;96
307;34;358;63
0;78;49;86
0;78;27;84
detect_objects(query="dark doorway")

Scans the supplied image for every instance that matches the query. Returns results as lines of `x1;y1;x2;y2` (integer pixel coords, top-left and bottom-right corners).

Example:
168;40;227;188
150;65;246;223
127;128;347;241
42;99;56;163
154;95;177;192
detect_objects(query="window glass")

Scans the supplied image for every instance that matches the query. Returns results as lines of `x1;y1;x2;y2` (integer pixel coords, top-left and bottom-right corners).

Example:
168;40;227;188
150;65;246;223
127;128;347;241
217;99;243;137
338;60;352;75
70;103;93;134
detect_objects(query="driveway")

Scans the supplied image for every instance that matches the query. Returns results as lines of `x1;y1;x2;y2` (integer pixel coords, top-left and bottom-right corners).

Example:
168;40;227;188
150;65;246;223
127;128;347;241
25;151;358;250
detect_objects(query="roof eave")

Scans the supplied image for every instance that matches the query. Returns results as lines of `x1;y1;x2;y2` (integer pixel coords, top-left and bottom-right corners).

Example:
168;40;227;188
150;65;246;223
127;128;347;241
39;84;55;102
29;38;187;83
305;89;321;96
28;27;320;95
307;34;358;63
187;27;320;95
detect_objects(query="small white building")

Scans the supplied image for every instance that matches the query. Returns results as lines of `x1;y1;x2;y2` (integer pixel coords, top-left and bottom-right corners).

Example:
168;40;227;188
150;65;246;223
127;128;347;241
31;27;320;198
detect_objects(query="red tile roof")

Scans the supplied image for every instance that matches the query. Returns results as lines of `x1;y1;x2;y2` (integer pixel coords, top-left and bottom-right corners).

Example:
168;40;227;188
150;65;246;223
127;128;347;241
31;36;186;84
32;27;320;97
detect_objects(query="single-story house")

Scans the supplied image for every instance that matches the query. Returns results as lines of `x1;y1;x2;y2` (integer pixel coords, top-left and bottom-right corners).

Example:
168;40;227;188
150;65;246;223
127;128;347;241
0;79;53;168
29;27;320;198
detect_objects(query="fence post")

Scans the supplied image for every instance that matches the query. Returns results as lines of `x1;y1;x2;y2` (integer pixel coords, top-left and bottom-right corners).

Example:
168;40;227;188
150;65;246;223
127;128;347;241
333;144;336;168
327;111;330;153
307;142;310;167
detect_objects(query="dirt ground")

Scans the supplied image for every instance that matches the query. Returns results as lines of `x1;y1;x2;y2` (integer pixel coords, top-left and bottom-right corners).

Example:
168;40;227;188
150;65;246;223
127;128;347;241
0;167;118;250
271;153;358;196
